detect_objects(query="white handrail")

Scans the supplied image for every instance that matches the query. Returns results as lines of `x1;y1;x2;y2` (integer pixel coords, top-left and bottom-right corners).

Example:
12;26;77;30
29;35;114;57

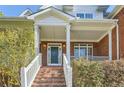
20;53;42;87
63;54;72;87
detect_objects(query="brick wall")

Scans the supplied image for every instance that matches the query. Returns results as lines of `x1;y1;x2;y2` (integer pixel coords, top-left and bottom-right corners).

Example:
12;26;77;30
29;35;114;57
113;7;124;58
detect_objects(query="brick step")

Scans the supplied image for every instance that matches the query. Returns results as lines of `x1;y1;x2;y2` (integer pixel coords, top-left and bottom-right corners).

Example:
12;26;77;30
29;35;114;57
33;78;65;83
38;70;64;73
40;67;63;70
36;72;64;75
31;66;66;87
32;82;66;87
35;75;65;79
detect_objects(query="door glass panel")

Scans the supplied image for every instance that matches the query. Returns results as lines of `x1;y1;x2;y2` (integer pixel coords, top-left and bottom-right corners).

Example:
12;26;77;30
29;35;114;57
51;47;58;64
58;47;62;64
48;47;51;64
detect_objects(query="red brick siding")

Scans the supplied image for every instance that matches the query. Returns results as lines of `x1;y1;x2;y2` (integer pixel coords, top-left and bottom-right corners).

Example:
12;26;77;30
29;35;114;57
113;8;124;58
96;35;109;56
40;42;98;66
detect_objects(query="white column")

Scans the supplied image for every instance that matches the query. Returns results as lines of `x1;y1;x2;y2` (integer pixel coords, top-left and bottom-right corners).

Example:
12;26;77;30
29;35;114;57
20;67;27;87
108;31;112;61
66;24;71;65
116;22;119;60
34;24;40;56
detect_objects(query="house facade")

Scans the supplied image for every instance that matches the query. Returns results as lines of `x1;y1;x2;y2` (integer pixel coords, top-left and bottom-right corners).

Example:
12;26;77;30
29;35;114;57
19;5;120;66
1;5;124;87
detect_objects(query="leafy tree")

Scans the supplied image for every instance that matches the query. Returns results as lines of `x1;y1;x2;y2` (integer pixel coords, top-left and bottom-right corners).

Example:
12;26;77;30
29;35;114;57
0;22;34;86
0;11;4;16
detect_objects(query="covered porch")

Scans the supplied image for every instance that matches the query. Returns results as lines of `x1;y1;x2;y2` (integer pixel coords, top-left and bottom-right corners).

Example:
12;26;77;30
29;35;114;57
34;19;119;66
20;7;119;87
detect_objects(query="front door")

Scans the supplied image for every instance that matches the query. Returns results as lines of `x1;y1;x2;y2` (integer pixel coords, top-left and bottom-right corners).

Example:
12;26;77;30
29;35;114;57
47;43;62;66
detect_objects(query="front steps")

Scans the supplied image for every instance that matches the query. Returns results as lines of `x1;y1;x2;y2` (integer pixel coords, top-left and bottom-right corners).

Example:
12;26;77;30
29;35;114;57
31;66;66;87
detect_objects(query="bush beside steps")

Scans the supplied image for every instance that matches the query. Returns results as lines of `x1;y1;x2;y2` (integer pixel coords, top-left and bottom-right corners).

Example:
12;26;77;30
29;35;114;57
72;58;124;87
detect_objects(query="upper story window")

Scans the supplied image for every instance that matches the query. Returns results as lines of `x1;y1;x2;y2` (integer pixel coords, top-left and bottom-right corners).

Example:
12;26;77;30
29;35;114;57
76;13;93;19
76;13;84;18
85;13;93;19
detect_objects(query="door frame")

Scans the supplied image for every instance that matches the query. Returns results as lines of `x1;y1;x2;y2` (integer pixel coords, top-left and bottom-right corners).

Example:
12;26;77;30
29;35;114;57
47;43;62;66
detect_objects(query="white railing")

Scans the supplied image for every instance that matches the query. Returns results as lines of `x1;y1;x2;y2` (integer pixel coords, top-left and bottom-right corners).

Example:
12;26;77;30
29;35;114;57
63;54;72;87
20;53;42;87
91;56;109;61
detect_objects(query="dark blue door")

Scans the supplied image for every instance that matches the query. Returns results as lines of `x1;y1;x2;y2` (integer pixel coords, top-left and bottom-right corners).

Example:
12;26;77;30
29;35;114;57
51;47;58;64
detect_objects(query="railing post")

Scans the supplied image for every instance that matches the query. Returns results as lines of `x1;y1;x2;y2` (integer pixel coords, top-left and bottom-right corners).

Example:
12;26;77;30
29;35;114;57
108;31;112;61
69;68;72;87
63;54;72;87
40;53;42;66
20;67;27;87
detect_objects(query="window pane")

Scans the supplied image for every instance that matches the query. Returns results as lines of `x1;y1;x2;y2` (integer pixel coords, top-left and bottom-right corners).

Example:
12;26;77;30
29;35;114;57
76;13;84;18
88;48;92;56
74;47;79;58
85;13;93;19
80;47;86;57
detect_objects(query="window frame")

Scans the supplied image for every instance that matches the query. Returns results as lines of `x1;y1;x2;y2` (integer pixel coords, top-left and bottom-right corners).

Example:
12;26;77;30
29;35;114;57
76;13;93;19
74;43;93;60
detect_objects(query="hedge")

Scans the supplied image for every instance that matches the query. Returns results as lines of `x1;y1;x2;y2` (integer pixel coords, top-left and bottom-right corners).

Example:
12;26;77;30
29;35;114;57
72;58;124;87
0;25;34;87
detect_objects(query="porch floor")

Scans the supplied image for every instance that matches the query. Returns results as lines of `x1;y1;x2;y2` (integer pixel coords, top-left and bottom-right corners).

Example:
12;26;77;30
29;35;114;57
31;66;66;87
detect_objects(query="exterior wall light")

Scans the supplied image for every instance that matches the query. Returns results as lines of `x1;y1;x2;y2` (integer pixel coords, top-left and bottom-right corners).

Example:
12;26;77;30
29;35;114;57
43;44;46;48
63;44;66;48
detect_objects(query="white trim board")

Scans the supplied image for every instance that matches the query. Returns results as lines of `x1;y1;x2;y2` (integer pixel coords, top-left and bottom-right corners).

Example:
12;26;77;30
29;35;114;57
47;43;62;66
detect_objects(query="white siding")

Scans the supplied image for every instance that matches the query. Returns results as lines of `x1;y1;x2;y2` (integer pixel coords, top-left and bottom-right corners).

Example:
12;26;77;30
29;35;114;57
71;5;103;19
36;16;65;24
40;5;63;11
39;5;104;19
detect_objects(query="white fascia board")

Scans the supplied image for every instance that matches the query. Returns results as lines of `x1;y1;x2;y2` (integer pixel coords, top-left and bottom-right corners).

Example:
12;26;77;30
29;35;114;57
27;7;75;20
28;8;52;19
41;39;98;42
71;19;118;24
20;9;32;17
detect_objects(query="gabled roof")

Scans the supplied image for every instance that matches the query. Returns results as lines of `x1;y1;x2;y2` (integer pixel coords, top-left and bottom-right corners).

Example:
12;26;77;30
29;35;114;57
20;8;32;17
27;6;75;21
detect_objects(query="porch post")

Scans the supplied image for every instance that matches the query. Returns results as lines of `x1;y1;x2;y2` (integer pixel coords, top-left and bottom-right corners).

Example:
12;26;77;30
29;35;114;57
34;24;40;56
116;22;119;60
108;31;112;61
66;24;71;65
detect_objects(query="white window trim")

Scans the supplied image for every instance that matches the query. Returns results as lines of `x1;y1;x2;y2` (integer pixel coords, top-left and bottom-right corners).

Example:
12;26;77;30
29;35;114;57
76;13;94;19
74;43;93;60
47;43;62;66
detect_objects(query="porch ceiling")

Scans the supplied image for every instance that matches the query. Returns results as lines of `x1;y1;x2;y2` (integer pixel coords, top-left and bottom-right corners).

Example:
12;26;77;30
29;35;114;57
70;19;117;42
40;25;108;42
39;19;117;42
71;19;117;31
40;26;66;41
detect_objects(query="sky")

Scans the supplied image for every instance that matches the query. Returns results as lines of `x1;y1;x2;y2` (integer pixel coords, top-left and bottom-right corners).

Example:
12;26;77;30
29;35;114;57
0;5;41;16
106;5;115;13
0;5;115;17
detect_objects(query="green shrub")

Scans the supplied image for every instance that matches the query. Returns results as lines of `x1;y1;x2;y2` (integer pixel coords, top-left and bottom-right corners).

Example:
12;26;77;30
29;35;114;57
73;58;104;87
0;24;34;86
103;61;124;87
73;58;124;87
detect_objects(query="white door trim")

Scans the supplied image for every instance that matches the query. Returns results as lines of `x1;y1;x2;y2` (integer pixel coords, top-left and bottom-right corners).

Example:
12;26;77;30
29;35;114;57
47;43;62;66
